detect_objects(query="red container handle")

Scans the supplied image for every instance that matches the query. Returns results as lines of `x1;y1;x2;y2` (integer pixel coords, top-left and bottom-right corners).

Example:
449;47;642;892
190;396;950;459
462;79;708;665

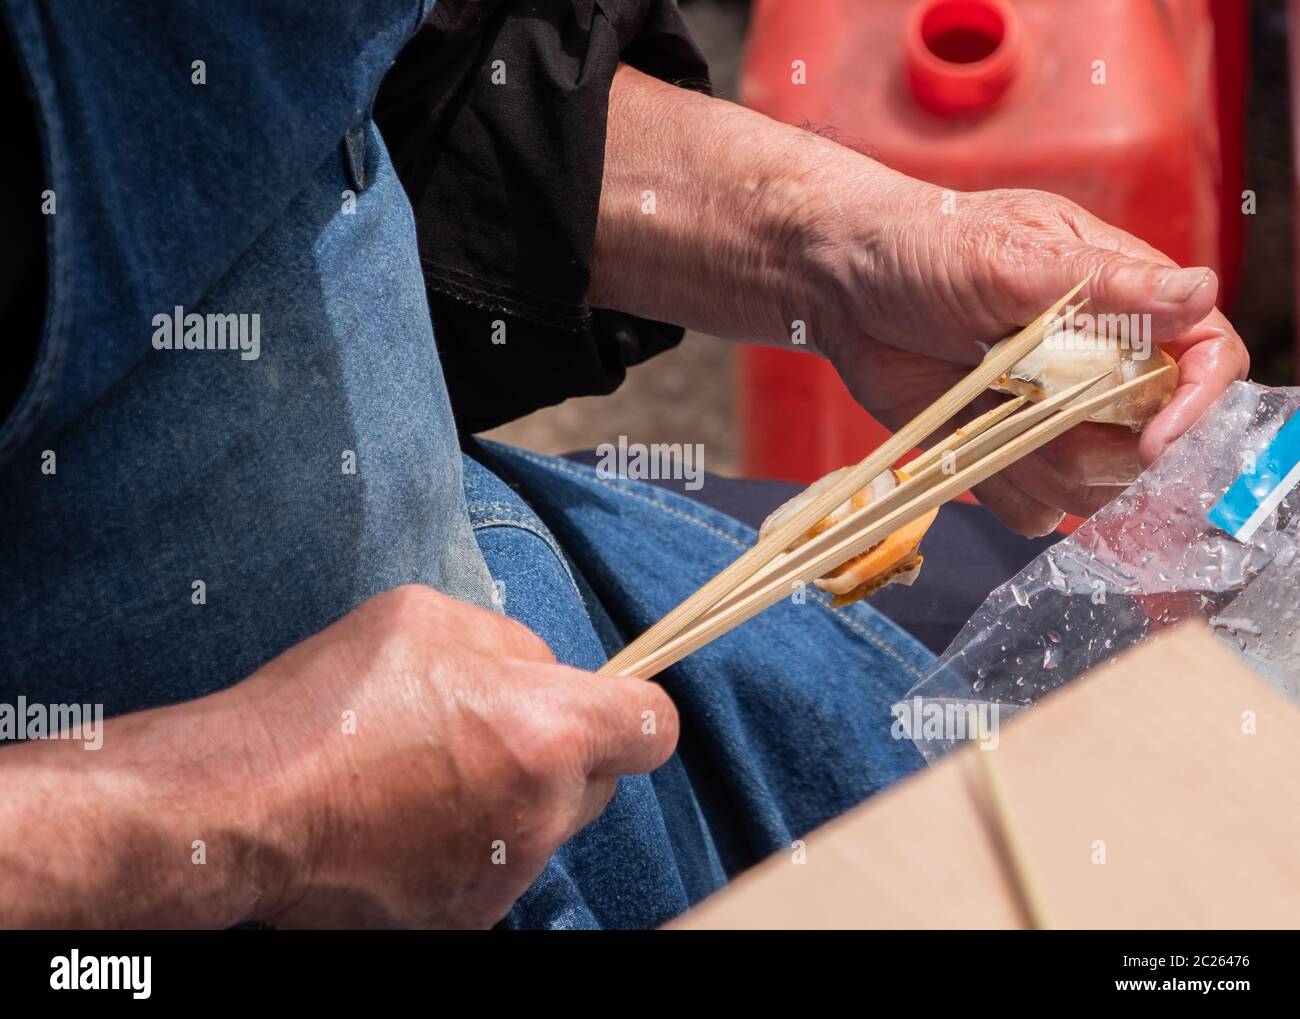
906;0;1021;115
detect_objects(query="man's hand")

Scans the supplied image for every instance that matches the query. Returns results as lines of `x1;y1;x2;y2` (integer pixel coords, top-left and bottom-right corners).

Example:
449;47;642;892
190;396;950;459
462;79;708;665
0;586;677;928
813;184;1248;536
245;585;678;928
591;66;1250;536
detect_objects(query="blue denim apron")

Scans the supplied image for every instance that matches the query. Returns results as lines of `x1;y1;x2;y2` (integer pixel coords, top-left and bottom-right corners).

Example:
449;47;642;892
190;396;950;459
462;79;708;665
0;0;495;713
0;0;932;928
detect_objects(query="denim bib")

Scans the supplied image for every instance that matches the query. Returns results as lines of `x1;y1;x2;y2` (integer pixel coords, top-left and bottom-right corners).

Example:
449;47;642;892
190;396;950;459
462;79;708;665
0;0;496;713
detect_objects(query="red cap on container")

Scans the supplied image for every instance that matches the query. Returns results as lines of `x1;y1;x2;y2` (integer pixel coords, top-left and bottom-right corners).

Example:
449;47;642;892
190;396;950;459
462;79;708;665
906;0;1021;116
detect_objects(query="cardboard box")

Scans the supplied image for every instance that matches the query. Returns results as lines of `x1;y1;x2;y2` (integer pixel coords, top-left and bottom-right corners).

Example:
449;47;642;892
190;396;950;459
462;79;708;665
672;626;1300;929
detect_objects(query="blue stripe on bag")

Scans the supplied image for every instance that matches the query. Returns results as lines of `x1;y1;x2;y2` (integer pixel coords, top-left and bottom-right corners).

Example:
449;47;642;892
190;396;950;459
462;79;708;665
1208;410;1300;542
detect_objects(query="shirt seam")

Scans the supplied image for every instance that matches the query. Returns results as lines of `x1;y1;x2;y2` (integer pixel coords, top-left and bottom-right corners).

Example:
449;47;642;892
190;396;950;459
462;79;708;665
420;259;592;331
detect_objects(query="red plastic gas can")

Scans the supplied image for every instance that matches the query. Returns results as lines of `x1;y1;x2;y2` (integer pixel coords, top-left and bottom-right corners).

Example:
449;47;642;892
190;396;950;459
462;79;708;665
739;0;1223;482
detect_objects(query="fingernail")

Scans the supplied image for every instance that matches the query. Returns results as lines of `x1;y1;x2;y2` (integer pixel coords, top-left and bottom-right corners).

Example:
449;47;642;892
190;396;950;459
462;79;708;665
1157;268;1210;304
1027;511;1066;539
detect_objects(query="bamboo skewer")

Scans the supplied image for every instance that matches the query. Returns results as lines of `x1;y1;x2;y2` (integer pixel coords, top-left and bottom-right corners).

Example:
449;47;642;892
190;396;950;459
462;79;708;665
621;366;1173;679
891;369;1114;490
902;395;1030;476
600;278;1092;677
702;370;1113;621
628;370;1164;678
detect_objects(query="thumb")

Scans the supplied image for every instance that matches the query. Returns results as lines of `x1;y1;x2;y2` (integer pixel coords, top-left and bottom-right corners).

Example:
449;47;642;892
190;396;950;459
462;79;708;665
577;671;680;777
1062;250;1218;344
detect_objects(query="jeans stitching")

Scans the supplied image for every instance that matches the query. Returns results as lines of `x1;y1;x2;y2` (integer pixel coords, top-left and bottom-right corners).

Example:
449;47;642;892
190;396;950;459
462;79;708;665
468;507;585;604
500;447;926;681
506;448;748;547
467;501;534;522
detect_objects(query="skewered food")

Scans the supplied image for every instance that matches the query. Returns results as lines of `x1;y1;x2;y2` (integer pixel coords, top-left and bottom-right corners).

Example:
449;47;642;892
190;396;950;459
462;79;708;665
759;467;937;607
984;335;1178;430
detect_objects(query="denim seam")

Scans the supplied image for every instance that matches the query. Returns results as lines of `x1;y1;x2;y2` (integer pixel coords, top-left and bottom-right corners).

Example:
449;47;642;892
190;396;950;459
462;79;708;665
507;450;746;547
468;500;536;523
468;507;585;604
502;448;926;682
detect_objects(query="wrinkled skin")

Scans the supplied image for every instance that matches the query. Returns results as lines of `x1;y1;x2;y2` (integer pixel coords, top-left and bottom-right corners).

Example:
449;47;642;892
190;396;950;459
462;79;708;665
593;67;1250;537
237;586;679;928
814;185;1249;537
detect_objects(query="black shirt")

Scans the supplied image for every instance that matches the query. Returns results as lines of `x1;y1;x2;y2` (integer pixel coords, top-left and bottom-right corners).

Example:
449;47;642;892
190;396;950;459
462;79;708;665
375;0;710;433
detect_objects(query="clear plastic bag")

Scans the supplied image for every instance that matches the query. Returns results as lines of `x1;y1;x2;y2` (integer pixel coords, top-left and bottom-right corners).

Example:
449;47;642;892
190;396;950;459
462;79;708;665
900;382;1300;761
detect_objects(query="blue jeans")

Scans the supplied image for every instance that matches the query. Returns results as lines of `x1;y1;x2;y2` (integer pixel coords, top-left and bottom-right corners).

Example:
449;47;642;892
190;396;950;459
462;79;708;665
465;442;932;929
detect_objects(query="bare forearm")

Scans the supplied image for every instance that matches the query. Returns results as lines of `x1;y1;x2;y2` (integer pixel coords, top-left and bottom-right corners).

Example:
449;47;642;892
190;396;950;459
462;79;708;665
0;687;288;927
589;63;919;351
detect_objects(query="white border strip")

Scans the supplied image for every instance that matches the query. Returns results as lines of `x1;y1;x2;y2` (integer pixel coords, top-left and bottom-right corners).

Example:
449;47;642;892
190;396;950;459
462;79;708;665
1233;457;1300;542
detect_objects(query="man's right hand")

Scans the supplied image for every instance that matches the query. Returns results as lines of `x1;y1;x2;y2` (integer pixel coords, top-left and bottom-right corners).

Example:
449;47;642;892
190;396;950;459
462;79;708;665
237;584;679;928
0;584;677;929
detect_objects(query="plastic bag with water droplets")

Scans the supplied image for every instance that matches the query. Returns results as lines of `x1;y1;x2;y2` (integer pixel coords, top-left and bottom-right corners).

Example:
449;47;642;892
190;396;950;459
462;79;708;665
899;382;1300;761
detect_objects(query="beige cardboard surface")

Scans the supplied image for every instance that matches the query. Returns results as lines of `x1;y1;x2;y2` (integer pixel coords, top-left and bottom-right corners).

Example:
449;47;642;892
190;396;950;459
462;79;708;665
673;626;1300;929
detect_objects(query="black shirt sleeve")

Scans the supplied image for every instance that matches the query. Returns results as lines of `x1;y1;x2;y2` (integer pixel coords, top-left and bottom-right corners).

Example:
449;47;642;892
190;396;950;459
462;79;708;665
375;0;710;434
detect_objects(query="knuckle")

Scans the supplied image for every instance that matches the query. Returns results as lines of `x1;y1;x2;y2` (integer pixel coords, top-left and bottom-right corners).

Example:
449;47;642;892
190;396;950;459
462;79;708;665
987;187;1060;222
507;700;588;785
1017;188;1067;217
962;189;1075;270
370;583;442;625
1091;254;1130;284
496;618;556;662
361;585;444;662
